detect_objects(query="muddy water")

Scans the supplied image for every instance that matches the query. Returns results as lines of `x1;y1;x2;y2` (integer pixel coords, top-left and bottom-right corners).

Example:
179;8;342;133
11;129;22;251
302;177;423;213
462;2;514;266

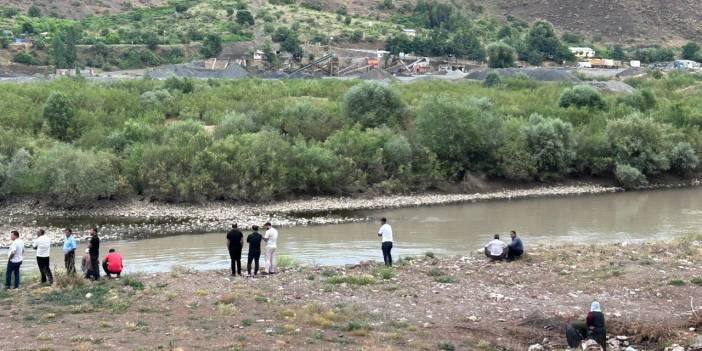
5;187;702;274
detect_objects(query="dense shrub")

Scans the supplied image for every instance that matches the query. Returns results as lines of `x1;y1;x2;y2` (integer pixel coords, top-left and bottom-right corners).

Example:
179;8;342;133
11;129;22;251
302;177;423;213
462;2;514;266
617;88;656;112
559;85;607;110
606;114;671;175
33;144;118;205
415;95;502;178
342;83;406;128
669;142;699;174
215;112;258;139
42;92;75;141
12;51;35;65
483;71;502;87
522;114;576;179
278;99;345;140
164;77;194;94
487;42;516;68
615;163;647;189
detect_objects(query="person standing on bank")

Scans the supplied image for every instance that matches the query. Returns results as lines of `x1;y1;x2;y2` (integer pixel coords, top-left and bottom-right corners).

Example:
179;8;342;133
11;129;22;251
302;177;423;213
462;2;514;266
87;228;100;281
263;222;278;274
246;225;263;277
5;230;24;289
33;229;53;285
378;217;393;266
63;228;77;275
226;223;244;276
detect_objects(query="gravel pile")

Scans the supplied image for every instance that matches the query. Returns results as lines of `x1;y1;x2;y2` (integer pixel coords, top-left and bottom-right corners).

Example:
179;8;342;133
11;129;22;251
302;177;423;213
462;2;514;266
149;61;250;79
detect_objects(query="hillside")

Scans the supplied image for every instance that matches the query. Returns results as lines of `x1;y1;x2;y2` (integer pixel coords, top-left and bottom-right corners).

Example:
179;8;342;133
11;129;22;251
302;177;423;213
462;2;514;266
484;0;702;45
0;0;165;18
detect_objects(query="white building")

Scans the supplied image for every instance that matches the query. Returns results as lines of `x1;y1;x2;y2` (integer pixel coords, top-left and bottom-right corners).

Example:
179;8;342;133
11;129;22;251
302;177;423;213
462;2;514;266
568;47;596;58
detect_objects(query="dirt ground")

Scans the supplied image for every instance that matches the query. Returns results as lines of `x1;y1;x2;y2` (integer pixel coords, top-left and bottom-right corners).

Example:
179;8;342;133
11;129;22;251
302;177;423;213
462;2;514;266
0;236;700;351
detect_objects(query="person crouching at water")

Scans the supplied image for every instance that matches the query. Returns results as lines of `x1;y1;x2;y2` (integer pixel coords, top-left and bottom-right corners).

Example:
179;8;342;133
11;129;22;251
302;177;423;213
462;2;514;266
484;234;507;261
226;223;244;276
33;229;53;285
507;230;524;261
246;225;263;277
587;301;607;350
102;249;123;278
263;222;278;274
377;217;393;266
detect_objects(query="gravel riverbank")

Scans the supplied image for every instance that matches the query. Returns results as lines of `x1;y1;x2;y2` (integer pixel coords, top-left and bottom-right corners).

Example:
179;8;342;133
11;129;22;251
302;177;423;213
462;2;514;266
0;183;649;247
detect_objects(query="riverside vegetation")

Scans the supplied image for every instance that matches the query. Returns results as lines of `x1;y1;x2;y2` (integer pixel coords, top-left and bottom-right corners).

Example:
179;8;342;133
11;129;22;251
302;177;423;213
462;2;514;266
1;72;702;206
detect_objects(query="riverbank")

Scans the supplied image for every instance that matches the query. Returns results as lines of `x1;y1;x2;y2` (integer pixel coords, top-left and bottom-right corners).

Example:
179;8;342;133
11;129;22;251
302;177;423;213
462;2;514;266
1;238;700;350
0;183;625;247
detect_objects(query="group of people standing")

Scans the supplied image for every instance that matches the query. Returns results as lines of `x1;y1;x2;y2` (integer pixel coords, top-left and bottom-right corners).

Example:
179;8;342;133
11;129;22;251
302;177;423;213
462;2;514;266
226;222;278;277
5;227;124;290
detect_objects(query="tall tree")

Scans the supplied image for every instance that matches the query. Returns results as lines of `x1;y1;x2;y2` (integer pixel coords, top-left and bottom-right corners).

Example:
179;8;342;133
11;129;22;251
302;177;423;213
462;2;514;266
43;92;75;141
681;42;700;61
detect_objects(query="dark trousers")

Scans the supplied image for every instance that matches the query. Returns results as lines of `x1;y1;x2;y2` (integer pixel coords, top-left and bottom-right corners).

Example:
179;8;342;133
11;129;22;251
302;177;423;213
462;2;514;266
382;241;393;266
88;253;100;280
484;249;506;261
5;261;21;289
247;252;260;276
507;248;523;260
37;256;53;284
229;248;242;276
102;262;121;278
64;251;76;275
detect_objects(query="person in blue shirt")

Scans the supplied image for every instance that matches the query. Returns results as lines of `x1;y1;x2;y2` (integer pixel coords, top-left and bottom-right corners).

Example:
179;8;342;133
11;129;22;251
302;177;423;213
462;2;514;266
507;230;524;261
63;228;77;275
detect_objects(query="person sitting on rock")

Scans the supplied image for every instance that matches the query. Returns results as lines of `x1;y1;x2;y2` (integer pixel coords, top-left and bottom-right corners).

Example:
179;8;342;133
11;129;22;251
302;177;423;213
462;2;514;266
507;230;524;261
102;248;123;278
587;301;607;351
484;234;507;261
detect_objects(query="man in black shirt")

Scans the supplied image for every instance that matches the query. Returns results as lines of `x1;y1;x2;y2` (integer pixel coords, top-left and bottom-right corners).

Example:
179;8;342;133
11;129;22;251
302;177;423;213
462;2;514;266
226;223;244;276
246;225;263;277
88;228;100;281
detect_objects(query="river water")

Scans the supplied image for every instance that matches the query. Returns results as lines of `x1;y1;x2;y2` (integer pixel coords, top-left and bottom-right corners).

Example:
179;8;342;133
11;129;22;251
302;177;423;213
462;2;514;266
3;187;702;274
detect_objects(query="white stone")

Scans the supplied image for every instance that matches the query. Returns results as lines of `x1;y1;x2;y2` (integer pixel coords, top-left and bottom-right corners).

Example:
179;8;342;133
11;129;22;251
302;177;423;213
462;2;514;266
528;344;544;351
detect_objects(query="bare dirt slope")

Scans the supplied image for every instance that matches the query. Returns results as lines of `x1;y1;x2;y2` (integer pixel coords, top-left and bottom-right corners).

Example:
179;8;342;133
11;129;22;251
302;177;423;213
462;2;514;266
484;0;702;45
0;0;165;18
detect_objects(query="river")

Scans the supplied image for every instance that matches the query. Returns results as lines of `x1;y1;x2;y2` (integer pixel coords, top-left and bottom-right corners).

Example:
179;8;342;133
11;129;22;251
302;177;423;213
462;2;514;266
2;187;702;274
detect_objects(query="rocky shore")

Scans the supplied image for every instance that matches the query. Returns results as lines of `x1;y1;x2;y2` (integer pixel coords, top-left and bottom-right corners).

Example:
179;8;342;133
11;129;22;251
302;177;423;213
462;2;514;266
0;184;623;248
0;238;700;350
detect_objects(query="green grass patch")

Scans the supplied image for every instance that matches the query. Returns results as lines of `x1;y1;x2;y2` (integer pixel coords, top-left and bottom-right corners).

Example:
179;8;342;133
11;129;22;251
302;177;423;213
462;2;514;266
427;268;443;277
438;342;456;351
691;277;702;286
425;252;435;258
669;279;686;286
372;266;396;280
121;275;144;290
434;275;456;284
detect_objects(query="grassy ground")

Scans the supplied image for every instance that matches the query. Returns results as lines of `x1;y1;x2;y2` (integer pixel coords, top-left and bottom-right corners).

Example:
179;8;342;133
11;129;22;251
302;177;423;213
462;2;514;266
0;235;700;350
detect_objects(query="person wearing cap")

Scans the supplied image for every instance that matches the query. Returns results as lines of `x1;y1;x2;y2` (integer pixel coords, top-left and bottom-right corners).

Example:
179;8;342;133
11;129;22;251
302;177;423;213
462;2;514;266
102;249;123;278
33;228;53;285
5;230;23;289
262;222;278;274
63;228;77;275
226;223;244;276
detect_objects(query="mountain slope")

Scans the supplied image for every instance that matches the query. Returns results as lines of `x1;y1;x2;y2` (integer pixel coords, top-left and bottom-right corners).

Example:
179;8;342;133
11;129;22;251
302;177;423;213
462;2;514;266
484;0;702;45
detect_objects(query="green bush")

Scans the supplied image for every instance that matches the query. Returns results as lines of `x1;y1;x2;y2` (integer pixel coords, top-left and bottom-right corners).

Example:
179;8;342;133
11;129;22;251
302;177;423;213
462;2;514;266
214;112;258;139
486;42;516;68
343;83;406;128
164;77;194;94
415;95;502;178
614;163;647;189
522;114;576;179
12;51;35;65
42;91;75;141
483;71;502;87
33;144;118;205
606;114;671;175
559;85;607;110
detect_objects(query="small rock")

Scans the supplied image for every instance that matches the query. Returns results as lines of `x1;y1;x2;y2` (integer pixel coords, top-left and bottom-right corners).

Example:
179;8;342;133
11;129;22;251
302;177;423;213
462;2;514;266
624;347;637;351
528;344;544;351
616;336;629;341
85;293;93;299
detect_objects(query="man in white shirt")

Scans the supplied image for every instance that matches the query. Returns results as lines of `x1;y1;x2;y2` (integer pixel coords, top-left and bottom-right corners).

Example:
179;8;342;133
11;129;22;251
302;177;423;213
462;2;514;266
484;234;508;261
33;228;53;285
5;230;24;289
377;217;393;266
263;222;278;274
